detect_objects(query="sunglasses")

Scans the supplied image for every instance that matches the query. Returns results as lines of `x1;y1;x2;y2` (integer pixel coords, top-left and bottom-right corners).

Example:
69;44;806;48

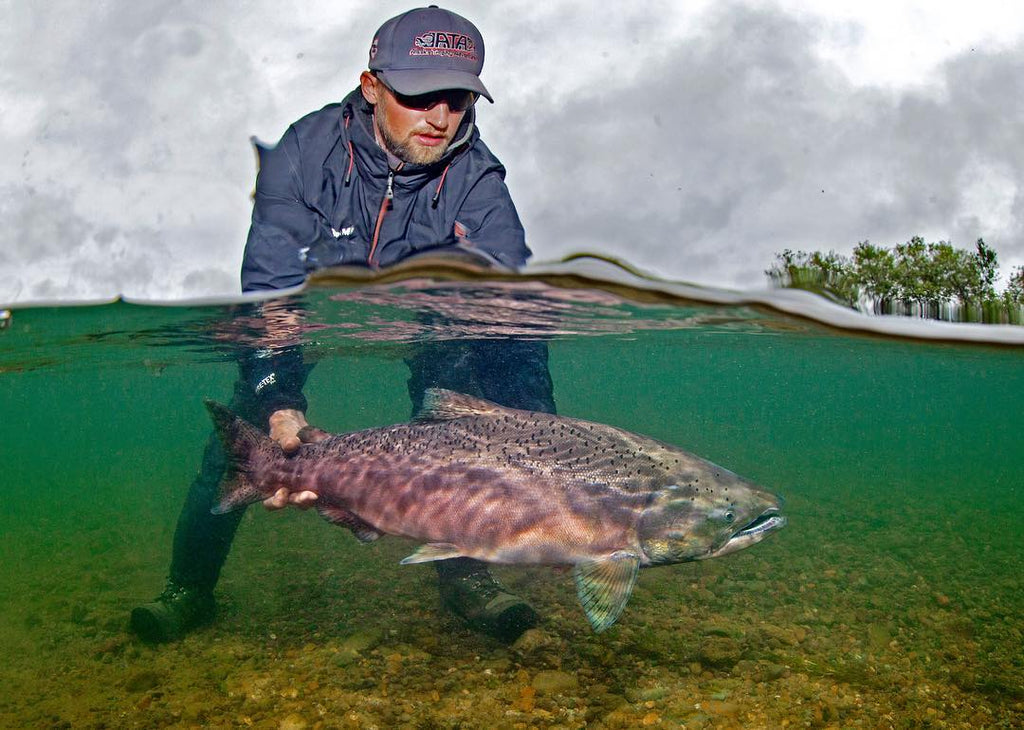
380;79;477;113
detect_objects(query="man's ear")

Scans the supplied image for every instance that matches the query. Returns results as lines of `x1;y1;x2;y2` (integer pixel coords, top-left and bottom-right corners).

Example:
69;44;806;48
360;71;380;105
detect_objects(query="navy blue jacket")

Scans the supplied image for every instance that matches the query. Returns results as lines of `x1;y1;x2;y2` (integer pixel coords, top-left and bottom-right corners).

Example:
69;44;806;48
239;87;529;422
241;87;529;292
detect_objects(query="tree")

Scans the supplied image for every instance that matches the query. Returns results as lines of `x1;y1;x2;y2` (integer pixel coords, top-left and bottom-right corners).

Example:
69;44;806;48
1004;266;1024;306
850;242;897;302
765;248;858;305
766;237;1021;324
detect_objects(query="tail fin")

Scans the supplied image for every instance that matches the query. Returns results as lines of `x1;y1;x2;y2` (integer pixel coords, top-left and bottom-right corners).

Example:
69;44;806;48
204;399;278;515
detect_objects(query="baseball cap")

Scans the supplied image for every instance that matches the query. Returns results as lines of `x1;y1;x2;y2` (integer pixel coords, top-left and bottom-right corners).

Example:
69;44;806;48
368;5;493;103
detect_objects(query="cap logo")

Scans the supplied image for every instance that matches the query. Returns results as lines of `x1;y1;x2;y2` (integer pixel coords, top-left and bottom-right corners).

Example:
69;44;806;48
369;37;379;60
410;31;478;61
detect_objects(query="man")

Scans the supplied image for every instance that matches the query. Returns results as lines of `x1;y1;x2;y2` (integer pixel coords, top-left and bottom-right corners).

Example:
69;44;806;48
130;6;554;644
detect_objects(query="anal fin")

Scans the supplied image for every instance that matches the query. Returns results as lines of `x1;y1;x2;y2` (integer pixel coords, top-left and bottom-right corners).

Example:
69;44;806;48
573;551;641;633
400;543;466;564
317;506;382;543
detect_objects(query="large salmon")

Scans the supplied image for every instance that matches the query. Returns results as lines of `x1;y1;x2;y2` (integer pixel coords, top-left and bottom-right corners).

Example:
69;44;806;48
208;389;786;631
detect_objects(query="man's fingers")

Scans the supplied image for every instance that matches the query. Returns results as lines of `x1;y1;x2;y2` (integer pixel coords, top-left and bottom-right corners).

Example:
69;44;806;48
269;409;309;454
289;491;319;510
263;488;291;511
263;488;318;511
297;426;331;443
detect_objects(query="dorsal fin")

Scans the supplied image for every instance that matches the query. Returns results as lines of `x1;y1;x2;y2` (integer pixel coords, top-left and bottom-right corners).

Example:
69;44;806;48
414;388;505;421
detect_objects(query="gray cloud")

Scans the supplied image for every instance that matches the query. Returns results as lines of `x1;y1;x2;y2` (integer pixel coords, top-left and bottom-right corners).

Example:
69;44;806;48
1;1;1022;303
509;4;1024;287
1;2;267;302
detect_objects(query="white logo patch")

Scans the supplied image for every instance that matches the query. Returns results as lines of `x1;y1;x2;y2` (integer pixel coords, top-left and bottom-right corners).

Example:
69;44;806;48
254;373;276;394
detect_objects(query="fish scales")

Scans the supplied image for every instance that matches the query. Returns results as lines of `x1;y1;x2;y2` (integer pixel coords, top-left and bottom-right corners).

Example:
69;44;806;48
288;436;639;562
207;388;786;632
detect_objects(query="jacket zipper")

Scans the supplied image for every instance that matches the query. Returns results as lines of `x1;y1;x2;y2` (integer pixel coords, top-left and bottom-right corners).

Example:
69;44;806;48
368;170;394;267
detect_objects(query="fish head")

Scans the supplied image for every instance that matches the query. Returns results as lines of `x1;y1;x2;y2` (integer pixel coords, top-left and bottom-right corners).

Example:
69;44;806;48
638;472;786;565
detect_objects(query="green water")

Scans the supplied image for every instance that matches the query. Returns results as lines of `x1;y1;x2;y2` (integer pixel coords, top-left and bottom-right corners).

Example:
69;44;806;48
1;277;1021;728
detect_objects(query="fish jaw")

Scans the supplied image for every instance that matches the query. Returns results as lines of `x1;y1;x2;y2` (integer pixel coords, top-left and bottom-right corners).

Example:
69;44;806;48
638;479;786;565
704;507;787;558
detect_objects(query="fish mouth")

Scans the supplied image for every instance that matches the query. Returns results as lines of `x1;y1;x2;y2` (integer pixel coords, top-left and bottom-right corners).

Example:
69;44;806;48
710;507;787;558
734;507;786;539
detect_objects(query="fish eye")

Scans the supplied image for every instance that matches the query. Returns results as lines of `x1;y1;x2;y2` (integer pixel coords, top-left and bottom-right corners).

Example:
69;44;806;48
724;511;735;523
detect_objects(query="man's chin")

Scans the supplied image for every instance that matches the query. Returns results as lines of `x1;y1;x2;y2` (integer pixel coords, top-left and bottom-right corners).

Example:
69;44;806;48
406;144;448;165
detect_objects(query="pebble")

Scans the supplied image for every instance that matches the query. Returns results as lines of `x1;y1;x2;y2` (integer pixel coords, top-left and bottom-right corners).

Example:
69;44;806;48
124;670;162;693
340;629;383;654
278;714;307;730
697;636;742;668
531;670;579;695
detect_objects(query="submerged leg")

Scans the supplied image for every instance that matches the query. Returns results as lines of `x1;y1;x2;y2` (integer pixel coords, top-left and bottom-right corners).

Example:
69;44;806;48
436;557;540;643
406;339;556;416
407;338;555;641
130;379;259;643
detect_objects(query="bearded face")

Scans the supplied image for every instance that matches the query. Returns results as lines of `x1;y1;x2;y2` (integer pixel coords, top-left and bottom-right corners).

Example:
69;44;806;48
365;76;471;165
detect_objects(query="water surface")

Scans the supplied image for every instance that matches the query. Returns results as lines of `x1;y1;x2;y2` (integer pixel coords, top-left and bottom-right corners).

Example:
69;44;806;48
1;261;1021;728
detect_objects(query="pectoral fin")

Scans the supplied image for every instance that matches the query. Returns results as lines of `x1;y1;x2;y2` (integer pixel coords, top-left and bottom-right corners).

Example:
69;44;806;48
316;507;382;543
573;551;641;633
400;543;466;565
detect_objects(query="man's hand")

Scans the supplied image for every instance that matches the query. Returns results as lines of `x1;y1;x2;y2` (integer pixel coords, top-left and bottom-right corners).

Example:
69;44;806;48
263;487;319;511
263;409;330;511
269;408;312;454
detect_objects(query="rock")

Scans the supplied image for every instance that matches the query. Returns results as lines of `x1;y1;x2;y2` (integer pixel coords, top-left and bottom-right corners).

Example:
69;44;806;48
124;670;162;693
512;628;559;654
278;713;307;730
532;670;579;695
732;659;789;681
92;636;127;659
705;700;740;717
698;636;742;668
334;629;384;666
640;686;668;701
512;628;565;668
339;629;383;654
699;622;743;639
759;623;805;646
867;623;891;652
333;650;360;667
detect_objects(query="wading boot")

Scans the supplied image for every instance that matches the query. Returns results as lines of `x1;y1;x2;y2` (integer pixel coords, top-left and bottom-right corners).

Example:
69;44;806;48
129;581;215;643
437;560;538;642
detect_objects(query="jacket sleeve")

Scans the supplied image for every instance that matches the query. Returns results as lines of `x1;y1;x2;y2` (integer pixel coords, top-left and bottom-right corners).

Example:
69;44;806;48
238;341;312;426
234;295;316;426
239;130;318;421
455;170;531;269
241;128;320;293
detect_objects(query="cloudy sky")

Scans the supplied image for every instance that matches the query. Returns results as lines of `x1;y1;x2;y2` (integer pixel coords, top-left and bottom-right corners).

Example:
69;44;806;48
2;0;1023;304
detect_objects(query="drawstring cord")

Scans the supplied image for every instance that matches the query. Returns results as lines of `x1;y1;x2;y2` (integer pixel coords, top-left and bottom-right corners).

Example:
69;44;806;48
432;163;451;208
343;115;354;185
